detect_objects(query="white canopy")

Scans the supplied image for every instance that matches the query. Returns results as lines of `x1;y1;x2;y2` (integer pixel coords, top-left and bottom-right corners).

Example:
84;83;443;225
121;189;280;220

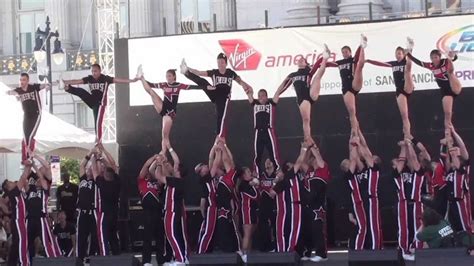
0;82;95;158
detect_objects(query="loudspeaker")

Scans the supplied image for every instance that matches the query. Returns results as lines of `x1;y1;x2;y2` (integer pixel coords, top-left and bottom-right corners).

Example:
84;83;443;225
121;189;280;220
415;248;472;266
90;255;140;266
32;257;82;266
189;253;239;265
348;249;401;266
246;252;298;265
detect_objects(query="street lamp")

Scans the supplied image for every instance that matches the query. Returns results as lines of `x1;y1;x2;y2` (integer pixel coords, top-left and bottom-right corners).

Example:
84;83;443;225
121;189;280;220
33;16;65;114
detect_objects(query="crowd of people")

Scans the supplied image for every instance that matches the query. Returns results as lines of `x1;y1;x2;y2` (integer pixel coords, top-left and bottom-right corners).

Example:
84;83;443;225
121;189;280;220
1;32;472;266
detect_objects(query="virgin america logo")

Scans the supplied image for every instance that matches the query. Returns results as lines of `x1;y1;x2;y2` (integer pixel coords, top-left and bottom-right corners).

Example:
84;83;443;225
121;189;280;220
218;39;262;71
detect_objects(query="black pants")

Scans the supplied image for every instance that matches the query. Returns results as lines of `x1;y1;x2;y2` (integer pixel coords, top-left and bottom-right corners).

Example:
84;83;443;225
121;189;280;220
76;211;98;260
215;216;239;252
104;211;120;255
184;72;230;138
433;186;448;218
256;195;276;252
254;128;280;173
22;111;41;161
311;207;327;258
296;206;313;257
27;217;61;258
67;86;102;139
8;219;28;266
143;207;169;264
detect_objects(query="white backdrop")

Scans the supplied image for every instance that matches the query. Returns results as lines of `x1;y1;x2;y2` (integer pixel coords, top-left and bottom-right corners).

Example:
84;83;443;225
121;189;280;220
128;16;473;106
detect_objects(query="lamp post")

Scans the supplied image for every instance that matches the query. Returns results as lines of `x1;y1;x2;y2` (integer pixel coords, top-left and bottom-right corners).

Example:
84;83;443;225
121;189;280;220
33;16;64;114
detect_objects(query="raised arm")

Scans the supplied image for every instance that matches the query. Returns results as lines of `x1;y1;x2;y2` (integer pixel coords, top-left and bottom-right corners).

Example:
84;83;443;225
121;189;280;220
234;75;253;93
247;90;255;104
154;157;167;184
113;77;139;84
188;67;209;77
451;127;469;160
139;155;156;179
274;76;293;98
18;165;32;190
406;140;420;172
396;141;407;173
97;144;118;173
293;143;309;173
63;79;84;86
79;149;94;177
356;129;374;167
416;141;432;162
219;142;235;172
166;144;181;177
365;59;392;67
32;162;49;190
90;154;100;179
310;145;325;169
406;53;430;68
348;141;359;174
34;155;52;182
211;148;222;177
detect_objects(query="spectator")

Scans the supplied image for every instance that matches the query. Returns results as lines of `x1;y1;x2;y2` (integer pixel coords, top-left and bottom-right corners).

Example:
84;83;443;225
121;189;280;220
56;173;78;222
53;211;76;257
416;208;454;248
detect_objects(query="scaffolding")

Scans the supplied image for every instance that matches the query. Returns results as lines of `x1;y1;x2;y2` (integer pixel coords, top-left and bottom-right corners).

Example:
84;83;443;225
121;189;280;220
96;0;119;142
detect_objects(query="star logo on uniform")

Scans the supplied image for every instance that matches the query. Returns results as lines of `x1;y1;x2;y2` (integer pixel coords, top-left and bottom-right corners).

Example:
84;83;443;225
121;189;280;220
313;207;326;221
218;207;229;219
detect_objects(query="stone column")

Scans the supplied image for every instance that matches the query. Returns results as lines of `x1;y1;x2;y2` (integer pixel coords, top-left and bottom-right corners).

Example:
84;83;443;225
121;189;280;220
337;0;385;18
46;0;72;48
285;0;331;26
211;0;237;31
129;0;153;37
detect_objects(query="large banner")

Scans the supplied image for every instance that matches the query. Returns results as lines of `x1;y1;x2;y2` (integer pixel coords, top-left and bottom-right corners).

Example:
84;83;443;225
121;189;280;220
128;15;473;106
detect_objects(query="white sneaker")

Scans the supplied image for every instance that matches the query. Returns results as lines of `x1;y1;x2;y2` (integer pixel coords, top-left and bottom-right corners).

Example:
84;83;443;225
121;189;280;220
323;43;331;59
310;255;328;262
360;34;368;48
136;64;144;79
300;256;311;261
402;253;415;261
406;37;414;52
180;59;188;74
241;254;248;263
143;263;152;266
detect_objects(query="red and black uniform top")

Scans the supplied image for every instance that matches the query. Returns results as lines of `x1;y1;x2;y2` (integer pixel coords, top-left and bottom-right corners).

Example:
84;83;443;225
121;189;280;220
15;84;42;115
444;159;470;201
200;174;217;208
216;169;237;219
25;174;50;218
406;53;458;95
206;69;239;101
259;171;276;199
273;168;302;205
280;57;323;105
327;47;362;93
138;177;163;210
164;176;185;215
303;163;331;210
96;174;120;214
77;175;96;211
6;186;27;221
81;74;114;105
365;59;407;95
147;81;199;117
252;99;276;130
394;166;427;202
239;180;258;213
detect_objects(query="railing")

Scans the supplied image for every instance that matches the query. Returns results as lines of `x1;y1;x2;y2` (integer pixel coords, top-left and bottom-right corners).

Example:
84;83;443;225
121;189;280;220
0;49;99;76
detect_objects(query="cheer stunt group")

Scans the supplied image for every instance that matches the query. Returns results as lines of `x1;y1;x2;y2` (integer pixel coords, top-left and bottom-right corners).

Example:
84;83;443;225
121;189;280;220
4;33;471;265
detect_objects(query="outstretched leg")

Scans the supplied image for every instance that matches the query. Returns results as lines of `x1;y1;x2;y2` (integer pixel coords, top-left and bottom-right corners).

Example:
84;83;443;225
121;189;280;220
442;96;454;130
298;101;314;144
141;79;163;114
446;59;462;95
352;46;365;92
343;92;359;132
310;58;328;101
404;57;415;94
161;116;173;153
396;94;412;140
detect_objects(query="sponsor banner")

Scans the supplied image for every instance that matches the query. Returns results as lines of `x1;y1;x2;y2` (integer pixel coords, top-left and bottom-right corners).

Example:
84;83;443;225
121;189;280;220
128;15;473;106
50;155;61;185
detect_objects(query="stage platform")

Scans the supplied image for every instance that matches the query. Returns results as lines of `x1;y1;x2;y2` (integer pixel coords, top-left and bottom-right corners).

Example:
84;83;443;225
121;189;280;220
32;249;473;266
